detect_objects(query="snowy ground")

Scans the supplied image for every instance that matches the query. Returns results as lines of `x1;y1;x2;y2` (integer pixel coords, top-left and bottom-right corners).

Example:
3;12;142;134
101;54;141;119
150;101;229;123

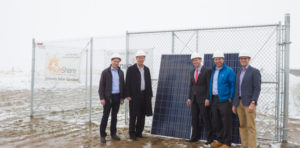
289;75;300;119
0;71;300;147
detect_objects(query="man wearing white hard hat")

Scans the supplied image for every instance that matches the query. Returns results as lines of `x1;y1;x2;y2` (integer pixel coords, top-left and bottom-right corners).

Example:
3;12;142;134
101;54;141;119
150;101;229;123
232;51;261;148
209;51;235;148
98;53;125;143
186;52;213;145
126;50;153;140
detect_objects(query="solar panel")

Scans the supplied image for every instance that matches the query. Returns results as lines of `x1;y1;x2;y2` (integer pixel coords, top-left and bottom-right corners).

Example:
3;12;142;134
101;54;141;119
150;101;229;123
152;54;241;144
151;55;193;139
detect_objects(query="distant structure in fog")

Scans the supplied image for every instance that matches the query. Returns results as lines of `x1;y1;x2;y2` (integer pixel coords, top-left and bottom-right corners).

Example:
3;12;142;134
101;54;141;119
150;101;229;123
290;69;300;77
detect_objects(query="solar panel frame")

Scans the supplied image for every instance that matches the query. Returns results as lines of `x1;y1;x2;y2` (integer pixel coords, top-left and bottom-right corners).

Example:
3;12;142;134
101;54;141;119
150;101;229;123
151;55;193;139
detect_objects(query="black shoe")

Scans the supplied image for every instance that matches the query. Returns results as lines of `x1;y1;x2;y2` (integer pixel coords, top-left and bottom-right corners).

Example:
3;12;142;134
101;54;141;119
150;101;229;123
137;135;145;138
204;141;212;146
130;135;137;140
100;137;106;143
186;138;198;142
111;135;121;140
136;134;145;138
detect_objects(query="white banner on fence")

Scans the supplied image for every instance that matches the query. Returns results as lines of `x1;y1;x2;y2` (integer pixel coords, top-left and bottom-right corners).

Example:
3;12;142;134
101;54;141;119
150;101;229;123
45;53;81;82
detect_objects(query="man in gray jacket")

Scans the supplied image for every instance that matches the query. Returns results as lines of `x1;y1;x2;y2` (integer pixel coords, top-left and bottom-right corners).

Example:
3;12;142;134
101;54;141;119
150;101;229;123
98;53;125;143
232;51;261;148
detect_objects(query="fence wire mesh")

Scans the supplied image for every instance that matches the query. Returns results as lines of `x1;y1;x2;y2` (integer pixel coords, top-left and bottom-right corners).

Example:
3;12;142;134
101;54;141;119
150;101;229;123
31;22;289;142
127;24;285;141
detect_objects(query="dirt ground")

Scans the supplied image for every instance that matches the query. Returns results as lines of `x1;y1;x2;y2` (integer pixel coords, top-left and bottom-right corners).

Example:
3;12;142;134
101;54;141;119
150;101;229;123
0;89;300;148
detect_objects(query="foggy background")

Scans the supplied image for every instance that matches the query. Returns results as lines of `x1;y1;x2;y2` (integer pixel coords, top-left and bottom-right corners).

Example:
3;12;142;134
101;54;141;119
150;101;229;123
0;0;299;72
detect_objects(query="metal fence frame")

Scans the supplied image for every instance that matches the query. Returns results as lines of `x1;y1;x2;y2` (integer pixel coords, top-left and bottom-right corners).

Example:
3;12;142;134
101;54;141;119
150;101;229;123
125;14;291;142
30;14;291;143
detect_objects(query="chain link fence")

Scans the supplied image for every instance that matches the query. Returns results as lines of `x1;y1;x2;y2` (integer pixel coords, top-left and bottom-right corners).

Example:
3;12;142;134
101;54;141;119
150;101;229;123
30;15;291;143
126;22;289;142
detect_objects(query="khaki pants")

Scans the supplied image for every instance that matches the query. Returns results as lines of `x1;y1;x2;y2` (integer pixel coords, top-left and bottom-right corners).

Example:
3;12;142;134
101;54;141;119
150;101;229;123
237;99;256;148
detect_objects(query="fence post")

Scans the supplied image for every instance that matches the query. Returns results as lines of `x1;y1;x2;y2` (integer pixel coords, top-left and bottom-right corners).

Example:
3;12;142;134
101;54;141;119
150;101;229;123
196;31;199;53
89;37;94;124
282;13;291;143
171;32;175;54
85;43;89;109
30;38;36;117
275;21;282;142
125;31;129;125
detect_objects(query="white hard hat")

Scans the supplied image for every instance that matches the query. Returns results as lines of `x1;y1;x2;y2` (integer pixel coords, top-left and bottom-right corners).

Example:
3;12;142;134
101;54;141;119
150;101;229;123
111;53;121;61
239;50;251;58
191;52;202;60
135;50;146;57
212;50;225;58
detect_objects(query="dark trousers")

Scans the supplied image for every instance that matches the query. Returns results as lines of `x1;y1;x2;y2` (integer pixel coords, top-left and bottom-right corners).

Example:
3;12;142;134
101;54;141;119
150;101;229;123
191;96;213;142
211;95;232;146
129;91;146;137
100;94;121;137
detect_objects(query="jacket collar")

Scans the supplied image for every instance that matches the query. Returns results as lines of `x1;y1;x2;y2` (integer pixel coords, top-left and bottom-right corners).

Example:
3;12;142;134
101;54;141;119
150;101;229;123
239;65;252;74
108;65;120;73
195;65;203;71
212;63;227;72
241;65;250;71
133;63;146;71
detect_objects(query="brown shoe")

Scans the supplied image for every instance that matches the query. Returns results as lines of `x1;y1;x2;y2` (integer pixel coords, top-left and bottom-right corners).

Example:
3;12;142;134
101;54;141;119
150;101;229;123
220;144;231;148
211;141;223;147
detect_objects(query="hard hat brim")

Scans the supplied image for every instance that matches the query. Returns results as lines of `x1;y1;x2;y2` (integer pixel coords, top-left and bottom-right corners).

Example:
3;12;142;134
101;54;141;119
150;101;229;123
191;57;202;60
111;57;121;61
239;56;251;58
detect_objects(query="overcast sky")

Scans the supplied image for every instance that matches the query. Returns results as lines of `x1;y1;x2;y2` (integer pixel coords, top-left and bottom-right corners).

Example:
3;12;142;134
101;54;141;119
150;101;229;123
0;0;299;72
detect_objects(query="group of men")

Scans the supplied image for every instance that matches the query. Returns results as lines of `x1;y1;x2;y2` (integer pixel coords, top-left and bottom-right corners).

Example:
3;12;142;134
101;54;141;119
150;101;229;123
98;49;261;148
187;51;261;148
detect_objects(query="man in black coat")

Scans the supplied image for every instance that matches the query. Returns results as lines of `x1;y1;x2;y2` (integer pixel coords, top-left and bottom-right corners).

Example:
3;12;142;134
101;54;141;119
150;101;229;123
126;50;153;140
98;53;125;143
186;52;213;145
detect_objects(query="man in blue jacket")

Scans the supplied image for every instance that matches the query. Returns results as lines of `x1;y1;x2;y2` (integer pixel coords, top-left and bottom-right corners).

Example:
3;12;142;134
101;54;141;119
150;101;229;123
232;51;261;148
209;51;235;148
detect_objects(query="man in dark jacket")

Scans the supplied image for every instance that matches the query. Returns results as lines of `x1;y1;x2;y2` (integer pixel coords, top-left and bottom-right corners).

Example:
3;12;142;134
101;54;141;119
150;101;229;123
126;50;153;140
232;51;261;148
98;53;125;143
186;52;213;146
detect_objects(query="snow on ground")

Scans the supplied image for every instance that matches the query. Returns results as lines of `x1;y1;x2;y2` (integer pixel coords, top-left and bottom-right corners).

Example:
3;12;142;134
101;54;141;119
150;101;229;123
289;75;300;119
0;71;300;147
0;71;31;90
